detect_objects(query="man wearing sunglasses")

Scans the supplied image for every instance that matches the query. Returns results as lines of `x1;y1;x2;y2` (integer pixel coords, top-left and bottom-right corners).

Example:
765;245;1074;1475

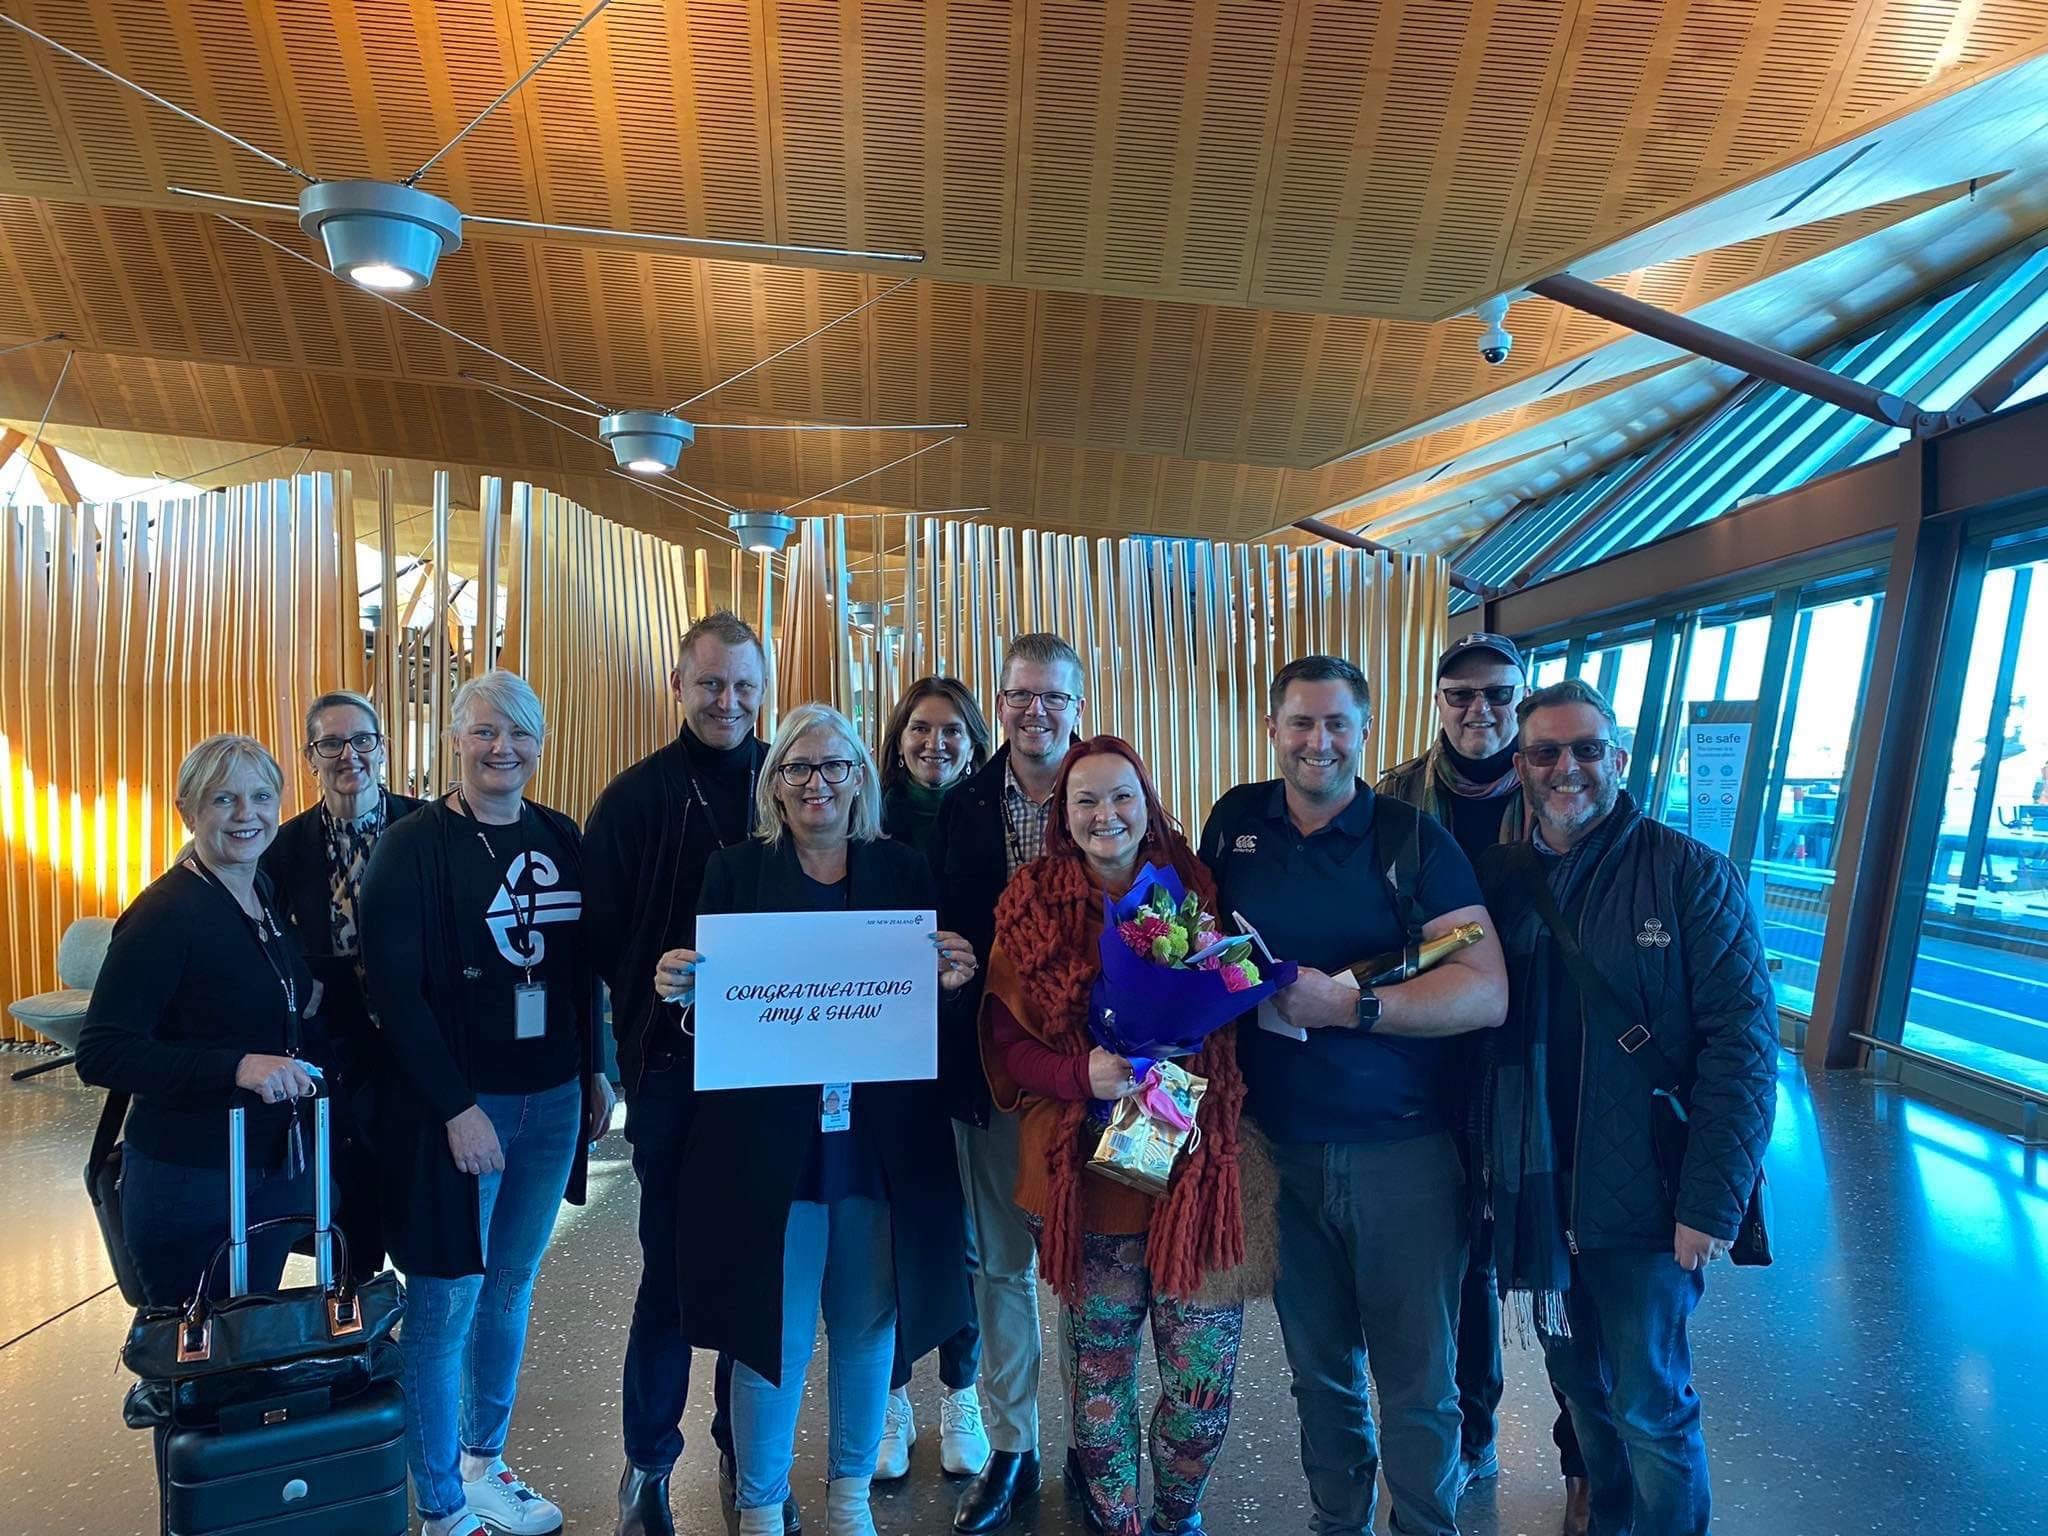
1378;634;1592;1530
1476;681;1776;1536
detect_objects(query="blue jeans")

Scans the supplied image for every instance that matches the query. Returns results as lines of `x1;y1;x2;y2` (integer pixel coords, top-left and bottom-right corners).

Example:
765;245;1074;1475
1270;1132;1466;1536
1541;1248;1710;1536
623;1065;734;1472
121;1147;323;1307
731;1197;897;1511
399;1081;582;1520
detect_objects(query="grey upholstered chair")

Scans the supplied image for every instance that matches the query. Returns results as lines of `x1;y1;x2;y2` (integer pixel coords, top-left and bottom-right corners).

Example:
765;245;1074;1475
7;916;116;1081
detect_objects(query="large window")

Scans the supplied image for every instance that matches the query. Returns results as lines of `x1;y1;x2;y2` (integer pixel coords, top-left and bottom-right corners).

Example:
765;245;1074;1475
1748;588;1883;1016
1897;536;2048;1092
1512;560;1888;1028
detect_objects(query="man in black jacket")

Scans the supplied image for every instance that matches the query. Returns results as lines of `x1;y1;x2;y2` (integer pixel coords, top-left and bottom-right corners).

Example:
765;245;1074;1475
1478;680;1776;1536
582;612;789;1536
934;632;1084;1534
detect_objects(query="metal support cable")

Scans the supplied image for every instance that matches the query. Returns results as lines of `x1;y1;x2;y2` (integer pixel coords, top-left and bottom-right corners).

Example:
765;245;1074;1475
4;349;73;506
217;215;610;410
0;15;315;182
406;0;617;185
673;276;917;413
780;434;953;515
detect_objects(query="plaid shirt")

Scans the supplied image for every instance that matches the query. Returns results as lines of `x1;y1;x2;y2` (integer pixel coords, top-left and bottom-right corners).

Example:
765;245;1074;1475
1001;763;1051;877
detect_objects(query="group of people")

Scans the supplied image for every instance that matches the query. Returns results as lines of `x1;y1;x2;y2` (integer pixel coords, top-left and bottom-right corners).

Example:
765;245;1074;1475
76;609;1778;1536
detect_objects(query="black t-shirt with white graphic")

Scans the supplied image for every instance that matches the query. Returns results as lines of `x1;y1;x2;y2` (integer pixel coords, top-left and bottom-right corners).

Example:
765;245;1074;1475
451;806;585;1096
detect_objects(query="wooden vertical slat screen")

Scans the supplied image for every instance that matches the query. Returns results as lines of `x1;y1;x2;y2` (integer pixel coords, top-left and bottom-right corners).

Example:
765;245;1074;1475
0;479;353;1038
2;474;1444;1037
787;514;1449;840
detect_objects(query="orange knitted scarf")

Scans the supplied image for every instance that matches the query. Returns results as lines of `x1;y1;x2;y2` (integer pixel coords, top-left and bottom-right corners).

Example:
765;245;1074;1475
993;848;1247;1304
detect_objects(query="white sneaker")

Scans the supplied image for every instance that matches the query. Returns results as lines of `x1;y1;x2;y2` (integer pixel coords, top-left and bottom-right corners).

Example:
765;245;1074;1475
939;1385;991;1476
875;1386;916;1481
460;1458;564;1535
423;1514;487;1536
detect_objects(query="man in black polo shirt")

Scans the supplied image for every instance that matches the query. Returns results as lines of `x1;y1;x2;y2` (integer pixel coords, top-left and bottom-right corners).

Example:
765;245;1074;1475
1201;654;1508;1536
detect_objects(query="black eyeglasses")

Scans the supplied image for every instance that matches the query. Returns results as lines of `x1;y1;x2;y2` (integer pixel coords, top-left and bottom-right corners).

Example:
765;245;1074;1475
997;688;1078;712
1439;685;1518;708
1522;740;1615;767
309;731;383;760
777;758;857;786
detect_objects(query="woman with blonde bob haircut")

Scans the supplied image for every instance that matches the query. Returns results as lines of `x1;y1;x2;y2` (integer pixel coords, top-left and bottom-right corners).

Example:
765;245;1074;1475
653;701;978;1536
361;669;612;1536
81;733;331;1305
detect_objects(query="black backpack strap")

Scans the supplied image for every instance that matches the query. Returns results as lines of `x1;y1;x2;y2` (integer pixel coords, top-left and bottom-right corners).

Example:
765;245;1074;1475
1371;793;1429;940
1507;843;1686;1094
86;1090;128;1195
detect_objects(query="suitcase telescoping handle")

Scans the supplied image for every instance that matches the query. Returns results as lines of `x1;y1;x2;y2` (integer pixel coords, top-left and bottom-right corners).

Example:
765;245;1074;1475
227;1079;333;1298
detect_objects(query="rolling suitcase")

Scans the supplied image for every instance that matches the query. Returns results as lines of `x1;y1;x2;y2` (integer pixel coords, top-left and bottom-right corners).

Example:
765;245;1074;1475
121;1090;409;1536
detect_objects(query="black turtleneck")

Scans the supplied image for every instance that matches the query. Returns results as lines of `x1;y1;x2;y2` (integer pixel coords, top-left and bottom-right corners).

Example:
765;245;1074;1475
683;725;757;844
1439;734;1521;862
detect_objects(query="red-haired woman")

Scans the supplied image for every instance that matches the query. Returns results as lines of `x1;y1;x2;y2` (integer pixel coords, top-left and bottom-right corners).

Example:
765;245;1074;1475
979;735;1248;1536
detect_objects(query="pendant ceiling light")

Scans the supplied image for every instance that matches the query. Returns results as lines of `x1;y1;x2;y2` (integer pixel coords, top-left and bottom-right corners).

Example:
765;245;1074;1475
299;180;462;291
730;511;798;553
599;409;696;473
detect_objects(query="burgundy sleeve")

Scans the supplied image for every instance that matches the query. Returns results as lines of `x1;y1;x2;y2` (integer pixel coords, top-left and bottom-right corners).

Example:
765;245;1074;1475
990;997;1094;1102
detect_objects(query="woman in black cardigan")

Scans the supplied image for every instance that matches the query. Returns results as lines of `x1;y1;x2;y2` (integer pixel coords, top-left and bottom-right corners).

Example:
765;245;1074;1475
360;669;612;1536
653;702;978;1536
79;734;328;1307
261;688;423;1280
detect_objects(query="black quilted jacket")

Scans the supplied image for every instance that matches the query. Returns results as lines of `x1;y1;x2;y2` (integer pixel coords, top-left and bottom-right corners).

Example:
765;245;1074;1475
1479;796;1778;1248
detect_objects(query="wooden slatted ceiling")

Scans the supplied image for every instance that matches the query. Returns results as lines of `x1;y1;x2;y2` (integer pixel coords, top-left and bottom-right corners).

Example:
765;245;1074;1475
0;177;1968;478
3;0;2044;314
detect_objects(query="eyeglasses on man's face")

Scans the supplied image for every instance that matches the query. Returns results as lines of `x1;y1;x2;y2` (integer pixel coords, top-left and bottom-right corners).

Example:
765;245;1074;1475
309;731;383;760
777;758;857;786
997;688;1077;712
1521;739;1615;767
1439;685;1519;708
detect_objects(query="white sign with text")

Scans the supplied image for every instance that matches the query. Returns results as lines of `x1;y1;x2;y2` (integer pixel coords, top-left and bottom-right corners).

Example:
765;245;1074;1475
693;909;939;1090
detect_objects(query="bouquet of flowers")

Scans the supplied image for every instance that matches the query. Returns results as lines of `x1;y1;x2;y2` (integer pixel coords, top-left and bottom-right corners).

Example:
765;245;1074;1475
1086;863;1296;1193
1092;862;1295;1064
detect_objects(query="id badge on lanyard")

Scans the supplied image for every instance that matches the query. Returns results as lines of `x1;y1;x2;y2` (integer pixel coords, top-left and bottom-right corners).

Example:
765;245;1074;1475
820;1083;852;1133
514;978;547;1040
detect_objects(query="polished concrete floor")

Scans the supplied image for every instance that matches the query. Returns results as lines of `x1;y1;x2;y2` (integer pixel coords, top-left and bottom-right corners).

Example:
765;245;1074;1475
1;1049;2042;1535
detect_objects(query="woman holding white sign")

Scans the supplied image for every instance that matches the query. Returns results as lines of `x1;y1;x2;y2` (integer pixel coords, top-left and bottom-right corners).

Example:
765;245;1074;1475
653;701;978;1536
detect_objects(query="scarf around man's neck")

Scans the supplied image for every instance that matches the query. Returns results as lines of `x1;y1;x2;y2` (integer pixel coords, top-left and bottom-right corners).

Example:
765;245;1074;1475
1433;734;1521;799
1488;799;1631;1345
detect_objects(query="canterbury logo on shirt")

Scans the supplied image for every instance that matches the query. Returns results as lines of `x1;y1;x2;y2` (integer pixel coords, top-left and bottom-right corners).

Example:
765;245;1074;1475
485;851;582;968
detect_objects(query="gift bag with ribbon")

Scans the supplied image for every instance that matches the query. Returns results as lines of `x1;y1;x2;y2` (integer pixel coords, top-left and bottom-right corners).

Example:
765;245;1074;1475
1089;1059;1210;1196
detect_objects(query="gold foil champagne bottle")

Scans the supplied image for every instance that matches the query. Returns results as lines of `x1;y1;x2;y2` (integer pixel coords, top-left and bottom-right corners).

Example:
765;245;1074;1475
1346;921;1485;987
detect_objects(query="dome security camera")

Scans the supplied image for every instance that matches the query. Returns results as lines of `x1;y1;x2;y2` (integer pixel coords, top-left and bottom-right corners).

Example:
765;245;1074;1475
1477;294;1513;366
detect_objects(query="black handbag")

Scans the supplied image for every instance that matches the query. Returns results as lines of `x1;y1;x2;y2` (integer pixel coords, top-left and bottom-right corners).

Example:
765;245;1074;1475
120;1093;406;1430
1513;848;1773;1267
85;1090;150;1307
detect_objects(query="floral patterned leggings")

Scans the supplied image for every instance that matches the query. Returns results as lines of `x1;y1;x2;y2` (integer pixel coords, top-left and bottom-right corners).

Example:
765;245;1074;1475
1062;1228;1245;1536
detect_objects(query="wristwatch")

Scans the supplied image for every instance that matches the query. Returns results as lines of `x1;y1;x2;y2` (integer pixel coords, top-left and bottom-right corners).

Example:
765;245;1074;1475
1354;986;1382;1032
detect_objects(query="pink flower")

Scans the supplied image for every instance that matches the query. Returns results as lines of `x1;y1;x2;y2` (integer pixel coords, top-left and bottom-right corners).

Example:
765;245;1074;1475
1118;914;1172;956
1194;928;1221;952
1219;962;1253;992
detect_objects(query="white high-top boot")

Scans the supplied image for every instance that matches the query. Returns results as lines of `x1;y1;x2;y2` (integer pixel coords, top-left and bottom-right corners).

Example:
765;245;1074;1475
737;1505;784;1536
826;1474;878;1536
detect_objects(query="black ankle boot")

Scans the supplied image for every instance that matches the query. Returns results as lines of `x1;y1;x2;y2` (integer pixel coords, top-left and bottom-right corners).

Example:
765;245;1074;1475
617;1464;675;1536
953;1449;1041;1533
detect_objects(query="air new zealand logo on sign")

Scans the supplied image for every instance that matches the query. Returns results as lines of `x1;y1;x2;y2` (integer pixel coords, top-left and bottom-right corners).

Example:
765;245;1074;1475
1636;918;1672;949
